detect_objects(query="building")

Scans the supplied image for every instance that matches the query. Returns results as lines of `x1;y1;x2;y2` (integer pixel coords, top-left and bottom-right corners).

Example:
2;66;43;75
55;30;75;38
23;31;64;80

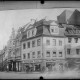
21;19;66;72
7;28;16;71
58;9;80;70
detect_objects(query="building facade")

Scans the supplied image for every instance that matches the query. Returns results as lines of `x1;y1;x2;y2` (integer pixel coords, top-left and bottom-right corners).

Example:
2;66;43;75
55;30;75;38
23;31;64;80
57;9;80;70
21;19;66;72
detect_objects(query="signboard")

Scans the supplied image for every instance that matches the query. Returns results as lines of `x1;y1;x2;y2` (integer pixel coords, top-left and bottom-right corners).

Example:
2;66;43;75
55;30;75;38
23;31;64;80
23;60;42;63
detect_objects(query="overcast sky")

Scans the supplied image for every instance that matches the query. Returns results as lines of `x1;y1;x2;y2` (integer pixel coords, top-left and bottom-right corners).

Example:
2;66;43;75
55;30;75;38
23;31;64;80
0;8;80;50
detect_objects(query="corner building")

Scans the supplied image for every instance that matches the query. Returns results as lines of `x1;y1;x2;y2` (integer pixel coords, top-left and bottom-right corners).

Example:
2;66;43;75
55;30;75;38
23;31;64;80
21;19;66;72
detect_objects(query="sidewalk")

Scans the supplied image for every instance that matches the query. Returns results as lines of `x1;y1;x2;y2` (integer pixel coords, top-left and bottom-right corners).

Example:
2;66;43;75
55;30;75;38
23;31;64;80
1;71;43;74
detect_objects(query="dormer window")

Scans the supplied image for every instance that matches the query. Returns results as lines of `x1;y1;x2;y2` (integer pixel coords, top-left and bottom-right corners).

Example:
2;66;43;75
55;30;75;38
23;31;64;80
32;29;35;36
27;31;30;38
50;26;59;34
51;29;54;32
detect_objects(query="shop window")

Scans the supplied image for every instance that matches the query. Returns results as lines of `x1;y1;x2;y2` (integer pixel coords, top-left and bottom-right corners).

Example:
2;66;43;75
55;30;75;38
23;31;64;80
53;39;56;46
46;51;50;57
32;40;35;47
27;42;30;48
23;43;26;49
53;52;56;57
76;49;80;55
67;49;71;55
32;52;35;58
37;51;41;58
74;38;78;43
59;40;62;46
68;37;72;43
46;39;50;45
59;52;62;57
28;53;30;59
37;39;41;46
23;54;26;59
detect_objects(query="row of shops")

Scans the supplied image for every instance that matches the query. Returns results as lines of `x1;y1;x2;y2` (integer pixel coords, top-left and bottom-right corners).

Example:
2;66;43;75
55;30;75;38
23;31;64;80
1;58;80;72
22;59;66;72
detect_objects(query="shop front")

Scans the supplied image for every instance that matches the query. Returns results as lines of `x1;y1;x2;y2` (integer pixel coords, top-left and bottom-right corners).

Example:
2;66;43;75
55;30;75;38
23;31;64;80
46;60;65;72
46;61;56;71
23;60;42;72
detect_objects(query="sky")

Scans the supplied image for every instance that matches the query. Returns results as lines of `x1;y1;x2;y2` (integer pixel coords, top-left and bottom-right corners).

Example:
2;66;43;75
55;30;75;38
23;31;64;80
0;8;80;50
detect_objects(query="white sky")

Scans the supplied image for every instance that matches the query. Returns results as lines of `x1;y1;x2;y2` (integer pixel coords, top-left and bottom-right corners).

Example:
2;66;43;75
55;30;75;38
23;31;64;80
0;8;80;50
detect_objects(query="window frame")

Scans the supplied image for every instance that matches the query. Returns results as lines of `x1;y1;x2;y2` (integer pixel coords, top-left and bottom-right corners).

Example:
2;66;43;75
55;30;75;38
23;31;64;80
32;52;35;58
76;49;80;55
74;38;78;43
37;51;41;58
32;40;35;47
59;52;62;57
27;42;30;48
23;53;26;59
32;29;35;36
37;39;41;46
27;53;30;59
46;51;50;57
59;40;62;46
23;43;26;49
68;37;72;43
67;49;71;55
46;39;50;45
52;51;56;57
53;39;56;46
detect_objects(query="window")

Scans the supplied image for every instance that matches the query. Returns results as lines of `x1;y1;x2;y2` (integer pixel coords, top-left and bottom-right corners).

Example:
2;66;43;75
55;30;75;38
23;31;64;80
37;51;41;58
32;52;35;58
67;49;71;55
28;31;30;38
53;39;56;46
46;51;50;57
59;40;62;46
28;53;30;59
46;40;50;45
53;52;56;57
37;39;41;46
51;29;54;32
68;37;72;43
27;42;30;48
76;49;80;55
32;29;34;36
59;52;62;57
23;54;26;59
32;40;35;47
23;43;26;49
74;38;78;43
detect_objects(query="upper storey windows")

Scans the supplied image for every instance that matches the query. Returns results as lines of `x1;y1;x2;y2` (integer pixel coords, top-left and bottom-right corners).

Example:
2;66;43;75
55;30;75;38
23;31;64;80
27;28;37;38
50;25;59;34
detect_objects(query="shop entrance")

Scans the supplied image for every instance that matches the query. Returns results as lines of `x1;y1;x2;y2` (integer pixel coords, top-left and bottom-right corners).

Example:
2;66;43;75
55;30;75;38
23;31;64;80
46;62;55;71
25;63;41;72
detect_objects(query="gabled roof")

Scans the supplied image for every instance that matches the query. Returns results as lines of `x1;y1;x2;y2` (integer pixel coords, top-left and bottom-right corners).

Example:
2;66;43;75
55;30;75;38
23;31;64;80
68;9;80;26
57;10;73;24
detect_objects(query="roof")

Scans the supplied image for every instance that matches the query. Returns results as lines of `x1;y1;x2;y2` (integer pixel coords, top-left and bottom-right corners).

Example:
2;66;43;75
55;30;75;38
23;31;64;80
21;19;65;42
57;10;73;24
68;9;80;26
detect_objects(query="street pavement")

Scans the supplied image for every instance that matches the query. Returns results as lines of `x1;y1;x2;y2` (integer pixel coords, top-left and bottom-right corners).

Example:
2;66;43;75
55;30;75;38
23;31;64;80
0;70;80;79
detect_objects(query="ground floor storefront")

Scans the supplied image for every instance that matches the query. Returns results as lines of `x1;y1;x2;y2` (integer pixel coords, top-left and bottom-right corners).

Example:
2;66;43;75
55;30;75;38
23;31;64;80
65;58;80;71
22;59;66;72
7;60;21;72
